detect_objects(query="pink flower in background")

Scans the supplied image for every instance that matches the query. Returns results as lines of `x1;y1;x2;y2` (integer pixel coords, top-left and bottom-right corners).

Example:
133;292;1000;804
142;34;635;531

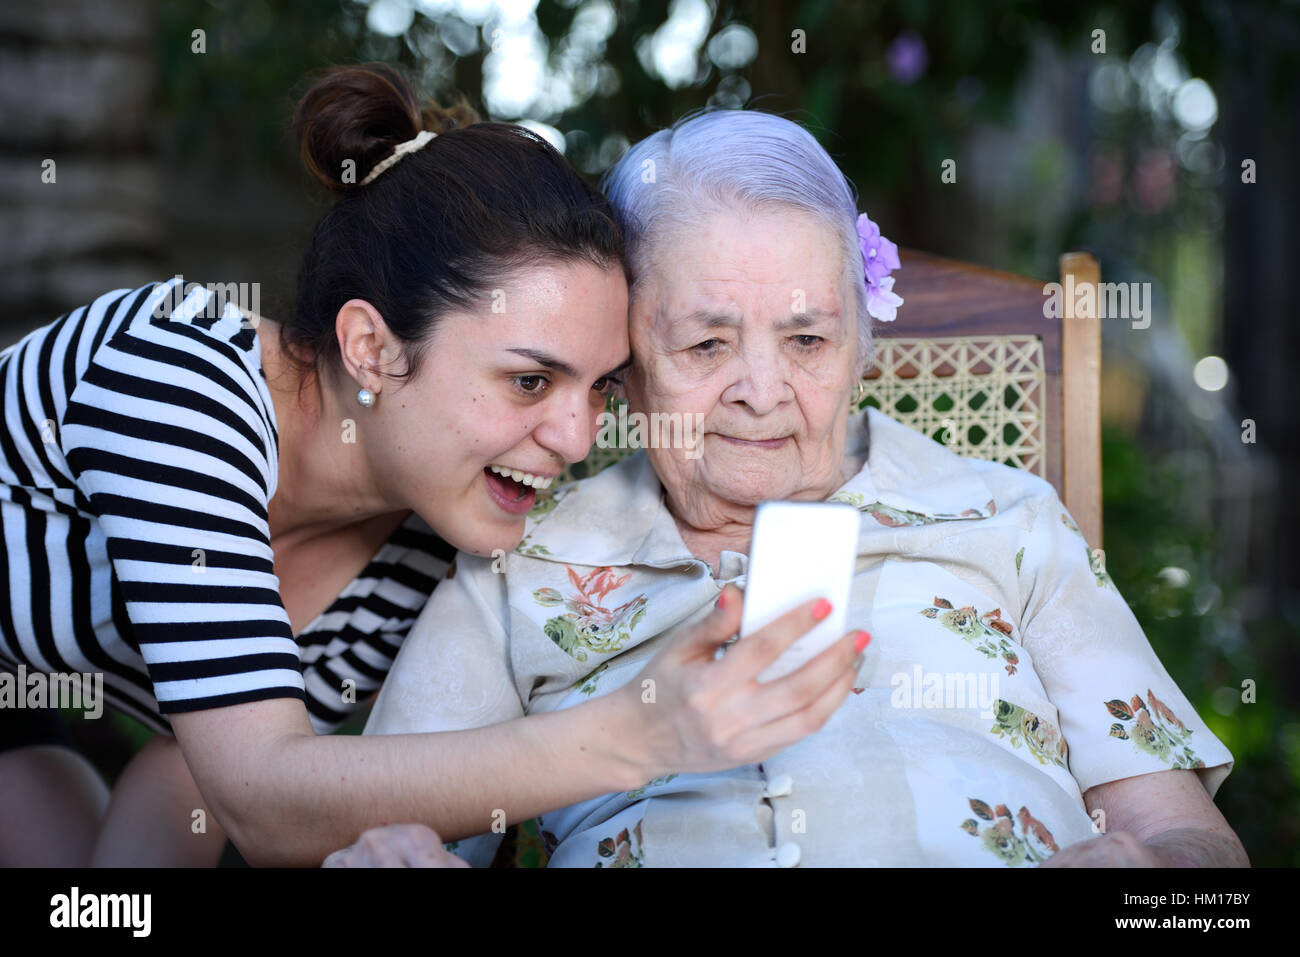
857;213;904;322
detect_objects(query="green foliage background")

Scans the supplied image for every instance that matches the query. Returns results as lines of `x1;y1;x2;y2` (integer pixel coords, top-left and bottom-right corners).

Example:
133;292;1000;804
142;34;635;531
64;0;1292;866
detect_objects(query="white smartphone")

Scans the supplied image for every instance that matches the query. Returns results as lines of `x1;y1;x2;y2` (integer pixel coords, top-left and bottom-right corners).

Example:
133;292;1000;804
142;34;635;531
740;501;861;683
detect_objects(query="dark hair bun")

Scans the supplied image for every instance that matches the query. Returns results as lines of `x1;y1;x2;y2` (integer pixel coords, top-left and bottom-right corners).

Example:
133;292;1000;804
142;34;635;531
292;62;478;194
282;62;625;407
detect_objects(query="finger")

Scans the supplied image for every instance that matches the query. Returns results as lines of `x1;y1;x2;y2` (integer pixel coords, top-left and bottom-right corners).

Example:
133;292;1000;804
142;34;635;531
717;596;836;684
401;825;463;868
410;843;465;868
394;823;440;843
386;824;469;868
743;628;870;725
670;584;744;661
724;649;860;763
321;848;350;868
356;832;407;868
384;824;444;867
1044;849;1088;868
1039;846;1074;867
322;830;375;868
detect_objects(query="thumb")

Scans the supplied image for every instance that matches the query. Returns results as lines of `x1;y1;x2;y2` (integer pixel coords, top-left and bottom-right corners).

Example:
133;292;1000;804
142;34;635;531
674;584;743;660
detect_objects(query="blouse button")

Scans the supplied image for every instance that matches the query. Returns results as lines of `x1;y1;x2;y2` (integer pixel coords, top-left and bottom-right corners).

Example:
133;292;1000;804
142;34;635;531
776;842;802;868
764;773;794;798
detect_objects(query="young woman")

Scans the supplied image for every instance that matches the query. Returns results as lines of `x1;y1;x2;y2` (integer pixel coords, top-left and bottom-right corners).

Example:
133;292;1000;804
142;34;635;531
0;64;862;866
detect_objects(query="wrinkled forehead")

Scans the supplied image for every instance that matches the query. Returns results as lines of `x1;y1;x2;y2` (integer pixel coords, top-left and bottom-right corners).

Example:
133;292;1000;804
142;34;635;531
628;210;854;335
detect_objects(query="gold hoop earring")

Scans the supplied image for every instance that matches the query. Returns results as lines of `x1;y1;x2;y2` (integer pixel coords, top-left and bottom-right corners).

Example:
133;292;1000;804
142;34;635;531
851;380;868;408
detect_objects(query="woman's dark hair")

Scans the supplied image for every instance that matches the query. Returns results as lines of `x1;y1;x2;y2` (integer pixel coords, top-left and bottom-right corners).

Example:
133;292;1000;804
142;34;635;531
284;62;627;396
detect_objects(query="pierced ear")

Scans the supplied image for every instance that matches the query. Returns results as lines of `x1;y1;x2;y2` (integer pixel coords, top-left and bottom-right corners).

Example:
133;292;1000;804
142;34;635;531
335;299;391;387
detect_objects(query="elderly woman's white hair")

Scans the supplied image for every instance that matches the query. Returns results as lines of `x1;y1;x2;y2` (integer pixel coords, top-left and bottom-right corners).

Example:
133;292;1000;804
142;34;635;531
600;108;874;371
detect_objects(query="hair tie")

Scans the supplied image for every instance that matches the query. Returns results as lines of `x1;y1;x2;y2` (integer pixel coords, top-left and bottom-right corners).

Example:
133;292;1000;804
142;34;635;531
360;129;438;185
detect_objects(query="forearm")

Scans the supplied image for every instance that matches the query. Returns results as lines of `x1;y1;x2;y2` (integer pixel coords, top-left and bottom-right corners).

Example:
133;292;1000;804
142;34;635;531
1143;827;1250;868
1080;771;1250;868
92;735;228;867
218;690;648;867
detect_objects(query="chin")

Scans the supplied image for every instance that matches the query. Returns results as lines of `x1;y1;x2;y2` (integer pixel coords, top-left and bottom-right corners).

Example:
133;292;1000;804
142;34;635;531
699;460;800;506
439;514;527;558
706;476;793;508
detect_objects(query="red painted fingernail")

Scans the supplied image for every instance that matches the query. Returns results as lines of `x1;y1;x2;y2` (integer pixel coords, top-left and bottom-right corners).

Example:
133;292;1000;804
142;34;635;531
812;599;832;620
715;593;727;610
854;631;871;653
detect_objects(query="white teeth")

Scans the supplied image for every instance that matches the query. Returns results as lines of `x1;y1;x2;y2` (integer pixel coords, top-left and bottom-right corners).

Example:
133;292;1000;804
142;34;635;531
488;464;553;490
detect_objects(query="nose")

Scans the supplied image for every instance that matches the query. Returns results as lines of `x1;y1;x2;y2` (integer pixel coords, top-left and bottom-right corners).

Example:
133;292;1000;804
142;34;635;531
722;343;794;416
534;388;600;465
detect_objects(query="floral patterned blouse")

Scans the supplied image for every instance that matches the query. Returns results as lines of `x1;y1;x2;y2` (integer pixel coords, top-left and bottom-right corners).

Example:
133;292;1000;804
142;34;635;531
365;407;1233;867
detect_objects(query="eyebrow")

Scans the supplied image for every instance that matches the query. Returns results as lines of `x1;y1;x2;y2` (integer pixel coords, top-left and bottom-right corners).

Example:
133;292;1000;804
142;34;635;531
677;309;839;331
679;310;742;330
506;347;632;381
602;355;634;379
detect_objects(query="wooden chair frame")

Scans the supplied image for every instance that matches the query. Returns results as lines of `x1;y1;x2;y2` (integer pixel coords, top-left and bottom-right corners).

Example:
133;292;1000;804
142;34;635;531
879;249;1103;547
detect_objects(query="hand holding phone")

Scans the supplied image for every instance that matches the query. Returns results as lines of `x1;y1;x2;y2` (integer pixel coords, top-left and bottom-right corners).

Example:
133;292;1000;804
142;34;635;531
740;501;862;683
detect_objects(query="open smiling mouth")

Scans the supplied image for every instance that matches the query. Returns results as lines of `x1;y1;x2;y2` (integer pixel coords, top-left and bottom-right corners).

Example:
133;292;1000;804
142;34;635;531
482;464;555;515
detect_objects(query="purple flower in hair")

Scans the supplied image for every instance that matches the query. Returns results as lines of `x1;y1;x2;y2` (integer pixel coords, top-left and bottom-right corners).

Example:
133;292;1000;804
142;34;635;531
857;213;904;322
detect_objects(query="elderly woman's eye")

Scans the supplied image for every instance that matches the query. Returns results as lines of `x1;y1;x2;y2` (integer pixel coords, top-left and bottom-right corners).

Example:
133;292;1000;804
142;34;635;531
792;334;824;348
692;338;721;353
513;374;549;395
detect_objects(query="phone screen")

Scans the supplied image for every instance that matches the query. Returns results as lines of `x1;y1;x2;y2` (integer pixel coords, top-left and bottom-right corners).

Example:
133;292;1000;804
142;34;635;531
740;501;861;683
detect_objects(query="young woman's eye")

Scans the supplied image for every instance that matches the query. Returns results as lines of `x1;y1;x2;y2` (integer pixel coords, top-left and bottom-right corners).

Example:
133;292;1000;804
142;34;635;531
593;376;623;397
792;334;824;348
513;374;549;395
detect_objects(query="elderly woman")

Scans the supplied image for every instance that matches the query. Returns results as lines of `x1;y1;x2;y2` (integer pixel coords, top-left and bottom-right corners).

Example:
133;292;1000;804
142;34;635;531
364;109;1245;868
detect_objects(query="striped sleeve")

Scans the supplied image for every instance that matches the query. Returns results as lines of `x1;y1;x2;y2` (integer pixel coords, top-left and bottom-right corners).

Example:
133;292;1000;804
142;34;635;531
59;290;305;715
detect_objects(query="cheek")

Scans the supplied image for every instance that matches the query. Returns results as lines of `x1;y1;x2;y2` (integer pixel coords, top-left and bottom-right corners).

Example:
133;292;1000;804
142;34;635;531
432;390;534;468
790;391;850;462
655;356;728;409
442;392;494;451
653;382;723;424
630;356;683;405
797;383;848;428
796;351;855;402
645;444;691;487
798;341;856;382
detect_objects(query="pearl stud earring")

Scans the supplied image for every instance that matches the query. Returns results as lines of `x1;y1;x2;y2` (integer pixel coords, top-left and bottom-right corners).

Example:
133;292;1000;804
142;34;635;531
357;363;375;407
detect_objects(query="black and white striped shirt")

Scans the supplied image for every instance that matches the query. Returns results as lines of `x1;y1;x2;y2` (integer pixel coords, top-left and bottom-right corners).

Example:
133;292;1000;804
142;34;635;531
0;278;453;735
